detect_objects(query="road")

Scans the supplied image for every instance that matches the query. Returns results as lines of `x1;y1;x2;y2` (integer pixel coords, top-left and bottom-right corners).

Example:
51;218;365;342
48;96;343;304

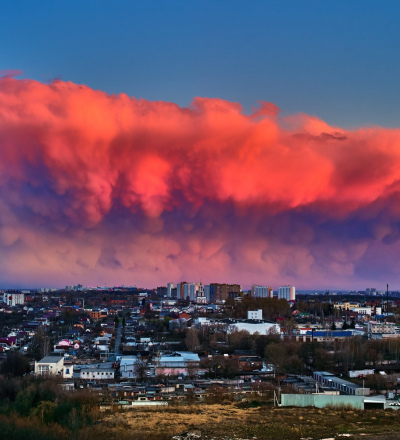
115;323;122;355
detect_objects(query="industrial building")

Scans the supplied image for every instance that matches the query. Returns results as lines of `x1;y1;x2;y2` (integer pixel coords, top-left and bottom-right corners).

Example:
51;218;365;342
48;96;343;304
313;371;370;396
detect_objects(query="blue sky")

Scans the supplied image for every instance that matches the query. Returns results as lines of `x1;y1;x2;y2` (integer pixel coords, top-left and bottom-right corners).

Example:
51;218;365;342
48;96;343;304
2;1;400;289
2;0;400;128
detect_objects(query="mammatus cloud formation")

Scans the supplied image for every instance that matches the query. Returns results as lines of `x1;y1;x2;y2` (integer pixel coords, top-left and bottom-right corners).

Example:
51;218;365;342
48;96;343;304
0;75;400;289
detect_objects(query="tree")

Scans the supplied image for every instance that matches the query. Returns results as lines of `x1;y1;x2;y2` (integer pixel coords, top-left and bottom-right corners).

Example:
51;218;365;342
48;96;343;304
199;356;215;377
34;326;50;359
228;330;255;351
0;352;30;377
199;355;239;379
134;357;148;382
185;327;200;352
265;341;303;376
282;318;296;335
32;400;57;424
265;343;287;376
216;355;239;378
254;333;280;357
314;347;333;371
365;374;389;394
186;362;198;380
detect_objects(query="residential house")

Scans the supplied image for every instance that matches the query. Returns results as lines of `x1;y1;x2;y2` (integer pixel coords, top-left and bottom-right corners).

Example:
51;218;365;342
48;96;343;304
35;356;64;375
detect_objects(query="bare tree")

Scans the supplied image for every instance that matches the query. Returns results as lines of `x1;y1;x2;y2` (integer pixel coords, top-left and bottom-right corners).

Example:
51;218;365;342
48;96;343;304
34;326;50;359
134;357;148;382
186;361;198;380
185;327;200;352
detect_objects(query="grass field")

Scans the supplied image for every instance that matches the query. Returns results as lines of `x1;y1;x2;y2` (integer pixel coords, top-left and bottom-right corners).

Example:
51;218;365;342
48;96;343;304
97;402;400;440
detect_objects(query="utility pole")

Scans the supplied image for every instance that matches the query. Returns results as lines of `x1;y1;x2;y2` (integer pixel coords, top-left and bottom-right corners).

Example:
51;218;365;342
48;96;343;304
363;377;365;395
387;283;389;322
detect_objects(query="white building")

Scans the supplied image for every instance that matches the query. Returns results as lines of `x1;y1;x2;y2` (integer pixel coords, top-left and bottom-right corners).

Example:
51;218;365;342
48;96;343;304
252;286;273;298
63;364;74;378
195;317;213;326
230;321;280;335
35;356;64;375
167;282;174;297
248;309;263;320
3;292;25;306
80;366;115;380
183;283;201;301
278;285;296;301
368;321;399;338
350;306;382;316
119;356;138;379
154;351;200;377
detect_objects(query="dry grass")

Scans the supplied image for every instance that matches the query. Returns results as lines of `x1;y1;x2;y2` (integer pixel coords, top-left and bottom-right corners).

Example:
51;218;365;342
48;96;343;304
99;403;400;440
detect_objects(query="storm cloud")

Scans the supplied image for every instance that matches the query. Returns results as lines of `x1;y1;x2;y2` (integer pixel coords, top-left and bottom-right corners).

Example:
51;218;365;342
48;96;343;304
0;76;399;289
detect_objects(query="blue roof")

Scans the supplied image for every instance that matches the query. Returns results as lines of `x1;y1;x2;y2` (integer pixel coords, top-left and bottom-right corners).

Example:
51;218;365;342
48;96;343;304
306;331;353;337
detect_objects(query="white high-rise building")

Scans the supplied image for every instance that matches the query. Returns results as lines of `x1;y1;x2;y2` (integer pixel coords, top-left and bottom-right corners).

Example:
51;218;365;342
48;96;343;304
252;285;273;298
204;285;211;302
183;283;201;301
4;292;25;307
167;282;174;297
278;285;296;301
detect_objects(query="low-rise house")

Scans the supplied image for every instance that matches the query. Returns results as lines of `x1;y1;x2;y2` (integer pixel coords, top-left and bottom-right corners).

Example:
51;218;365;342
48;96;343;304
154;351;200;376
119;356;138;379
54;339;72;351
236;355;263;372
80;366;115;380
93;336;112;353
63;363;74;379
35;356;64;375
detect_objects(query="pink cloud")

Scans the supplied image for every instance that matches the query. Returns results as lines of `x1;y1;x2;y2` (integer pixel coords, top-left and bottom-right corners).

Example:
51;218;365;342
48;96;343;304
0;76;400;289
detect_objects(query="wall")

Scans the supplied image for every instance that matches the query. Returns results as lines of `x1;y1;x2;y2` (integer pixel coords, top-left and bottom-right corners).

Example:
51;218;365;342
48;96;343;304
281;394;365;409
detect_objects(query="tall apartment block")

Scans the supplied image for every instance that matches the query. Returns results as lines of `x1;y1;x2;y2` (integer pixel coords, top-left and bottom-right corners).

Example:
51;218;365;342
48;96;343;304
209;283;241;302
167;282;174;297
3;292;25;306
251;285;273;298
278;285;296;301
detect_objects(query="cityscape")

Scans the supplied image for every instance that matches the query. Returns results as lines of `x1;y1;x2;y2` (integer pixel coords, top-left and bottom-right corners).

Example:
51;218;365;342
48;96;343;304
2;1;400;439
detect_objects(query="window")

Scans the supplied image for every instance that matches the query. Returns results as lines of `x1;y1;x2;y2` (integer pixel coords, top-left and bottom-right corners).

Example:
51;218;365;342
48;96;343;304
38;365;49;374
